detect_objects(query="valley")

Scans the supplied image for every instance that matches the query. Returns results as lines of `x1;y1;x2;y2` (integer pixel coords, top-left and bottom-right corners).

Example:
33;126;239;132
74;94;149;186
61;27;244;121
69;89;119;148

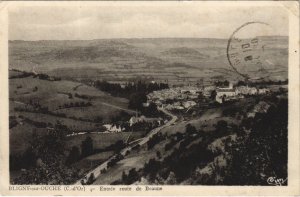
9;37;288;185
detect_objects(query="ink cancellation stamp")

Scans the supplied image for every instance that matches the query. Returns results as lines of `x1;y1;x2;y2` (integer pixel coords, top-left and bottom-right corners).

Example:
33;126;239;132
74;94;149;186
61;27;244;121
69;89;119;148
227;22;273;80
0;1;299;196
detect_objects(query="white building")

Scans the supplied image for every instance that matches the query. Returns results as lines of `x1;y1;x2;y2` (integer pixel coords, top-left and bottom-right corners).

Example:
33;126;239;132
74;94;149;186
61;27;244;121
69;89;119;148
129;115;161;126
103;124;124;133
215;83;237;103
216;90;237;103
258;88;270;95
182;100;197;108
235;86;258;95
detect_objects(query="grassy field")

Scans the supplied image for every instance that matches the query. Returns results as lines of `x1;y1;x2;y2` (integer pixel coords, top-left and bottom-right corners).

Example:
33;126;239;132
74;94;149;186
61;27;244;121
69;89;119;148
9;71;136;155
9;122;48;154
13;111;100;131
65;132;133;151
72;151;115;174
93;149;157;185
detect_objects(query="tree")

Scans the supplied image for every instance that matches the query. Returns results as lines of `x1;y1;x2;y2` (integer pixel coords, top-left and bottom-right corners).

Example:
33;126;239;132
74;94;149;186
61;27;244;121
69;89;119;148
122;171;127;182
113;140;125;153
186;123;197;134
126;168;139;184
237;80;246;86
128;92;147;110
66;146;80;165
156;151;161;159
165;171;176;184
144;158;161;181
86;173;95;184
21;147;36;169
210;90;217;100
147;133;165;150
198;92;205;102
143;102;158;116
224;98;287;185
215;120;228;134
81;136;94;157
33;86;38;92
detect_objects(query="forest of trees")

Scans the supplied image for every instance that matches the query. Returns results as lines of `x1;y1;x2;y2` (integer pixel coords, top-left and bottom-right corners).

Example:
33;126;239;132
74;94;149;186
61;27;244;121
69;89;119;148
94;80;169;98
10;122;81;184
214;79;288;88
223;98;288;185
237;79;288;87
94;80;168;111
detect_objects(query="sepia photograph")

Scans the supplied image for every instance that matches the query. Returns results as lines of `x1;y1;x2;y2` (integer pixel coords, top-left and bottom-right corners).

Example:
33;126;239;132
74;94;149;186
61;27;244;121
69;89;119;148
0;1;299;195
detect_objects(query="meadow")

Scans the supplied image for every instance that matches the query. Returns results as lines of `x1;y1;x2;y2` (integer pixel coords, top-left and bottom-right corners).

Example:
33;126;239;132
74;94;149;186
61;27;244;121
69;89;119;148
9;70;136;156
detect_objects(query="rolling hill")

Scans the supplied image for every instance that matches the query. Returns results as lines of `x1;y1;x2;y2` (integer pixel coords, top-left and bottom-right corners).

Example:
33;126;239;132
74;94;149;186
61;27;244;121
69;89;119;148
9;70;135;155
9;36;288;84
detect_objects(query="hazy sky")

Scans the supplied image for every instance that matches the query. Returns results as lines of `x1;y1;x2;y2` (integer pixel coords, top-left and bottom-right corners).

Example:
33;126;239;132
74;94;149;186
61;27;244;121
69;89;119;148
9;4;289;40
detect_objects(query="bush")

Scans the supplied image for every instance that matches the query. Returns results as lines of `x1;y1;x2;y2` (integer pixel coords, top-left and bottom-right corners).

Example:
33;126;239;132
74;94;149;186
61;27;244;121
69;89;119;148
86;173;96;184
81;137;94;157
122;168;139;184
66;146;80;165
186;124;197;134
147;133;165;150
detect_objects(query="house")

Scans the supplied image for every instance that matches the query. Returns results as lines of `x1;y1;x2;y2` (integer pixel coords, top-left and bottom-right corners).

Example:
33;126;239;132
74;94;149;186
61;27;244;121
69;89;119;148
175;106;185;110
258;88;270;95
203;86;216;97
235;86;258;95
216;90;237;103
129;117;139;126
165;104;174;110
216;83;237;103
129;115;161;126
142;102;150;107
182;101;197;108
103;124;123;133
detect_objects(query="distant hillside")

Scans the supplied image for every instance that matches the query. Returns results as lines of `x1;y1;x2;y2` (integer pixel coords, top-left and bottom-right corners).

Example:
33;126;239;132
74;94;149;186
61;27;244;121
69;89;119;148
162;47;209;59
9;36;288;84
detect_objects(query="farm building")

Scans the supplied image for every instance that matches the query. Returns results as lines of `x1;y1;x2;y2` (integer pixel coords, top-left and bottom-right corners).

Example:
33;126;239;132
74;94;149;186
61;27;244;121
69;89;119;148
129;115;161;126
103;124;124;133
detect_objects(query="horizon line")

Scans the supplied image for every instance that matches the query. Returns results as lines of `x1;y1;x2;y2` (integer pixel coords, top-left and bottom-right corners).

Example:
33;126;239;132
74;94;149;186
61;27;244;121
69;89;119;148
9;35;288;42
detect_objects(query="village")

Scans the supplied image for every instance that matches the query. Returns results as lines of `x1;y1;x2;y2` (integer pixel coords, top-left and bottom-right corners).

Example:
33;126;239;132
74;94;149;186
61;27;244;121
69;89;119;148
63;79;277;138
79;81;273;135
146;82;271;110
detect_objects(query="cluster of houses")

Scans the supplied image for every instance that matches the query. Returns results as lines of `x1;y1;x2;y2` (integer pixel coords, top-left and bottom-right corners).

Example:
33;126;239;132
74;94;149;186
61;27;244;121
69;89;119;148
164;100;197;110
101;82;271;133
128;115;163;127
146;86;203;109
102;115;163;133
103;124;125;133
147;87;199;104
147;82;271;109
216;83;270;103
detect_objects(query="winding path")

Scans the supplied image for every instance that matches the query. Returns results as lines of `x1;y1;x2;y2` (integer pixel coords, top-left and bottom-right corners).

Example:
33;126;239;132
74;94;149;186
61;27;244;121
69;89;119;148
100;102;137;114
73;107;177;185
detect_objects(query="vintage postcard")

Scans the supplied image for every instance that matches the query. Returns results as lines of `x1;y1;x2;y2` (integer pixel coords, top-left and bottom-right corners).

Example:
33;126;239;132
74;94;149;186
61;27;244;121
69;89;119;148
0;1;299;196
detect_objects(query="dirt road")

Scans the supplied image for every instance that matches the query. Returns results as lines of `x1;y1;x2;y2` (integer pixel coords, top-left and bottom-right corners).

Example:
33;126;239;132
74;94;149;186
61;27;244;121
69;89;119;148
73;107;177;185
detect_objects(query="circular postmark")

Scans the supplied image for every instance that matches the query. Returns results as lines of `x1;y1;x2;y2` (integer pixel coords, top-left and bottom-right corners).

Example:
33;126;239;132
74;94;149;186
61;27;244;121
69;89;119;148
227;22;274;81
